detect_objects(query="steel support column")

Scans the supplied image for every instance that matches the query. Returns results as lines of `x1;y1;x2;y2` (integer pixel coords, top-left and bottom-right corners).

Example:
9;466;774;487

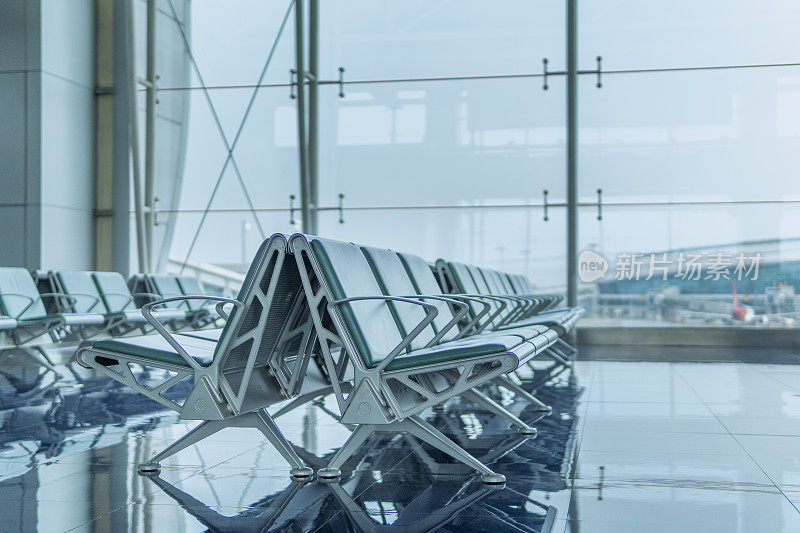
294;0;312;234
126;0;149;272
95;0;115;271
144;0;157;271
307;0;319;235
566;0;578;307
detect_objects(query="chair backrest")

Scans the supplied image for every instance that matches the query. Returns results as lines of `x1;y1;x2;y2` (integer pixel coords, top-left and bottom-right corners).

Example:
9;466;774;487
396;252;459;343
518;275;535;293
466;265;505;327
176;276;206;311
212;234;303;412
495;270;516;295
149;274;185;308
309;237;406;368
509;274;528;294
0;268;47;319
361;246;437;351
477;268;503;296
444;262;486;319
92;271;137;313
54;271;103;314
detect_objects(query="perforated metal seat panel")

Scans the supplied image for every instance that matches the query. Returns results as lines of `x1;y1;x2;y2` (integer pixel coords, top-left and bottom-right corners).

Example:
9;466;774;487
93;333;218;367
361;246;439;350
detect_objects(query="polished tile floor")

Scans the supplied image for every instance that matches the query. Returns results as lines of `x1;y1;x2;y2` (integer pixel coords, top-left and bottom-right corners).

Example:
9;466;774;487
2;356;800;532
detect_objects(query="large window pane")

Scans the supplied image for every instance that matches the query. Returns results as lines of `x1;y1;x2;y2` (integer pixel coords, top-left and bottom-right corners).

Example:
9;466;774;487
319;0;565;80
580;0;800;71
579;67;800;202
317;77;566;209
320;205;566;288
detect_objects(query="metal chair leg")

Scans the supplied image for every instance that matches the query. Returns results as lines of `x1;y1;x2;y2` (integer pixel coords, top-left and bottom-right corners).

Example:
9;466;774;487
318;423;377;480
461;388;537;436
139;419;225;473
403;416;505;484
250;410;313;478
493;375;552;413
139;410;313;479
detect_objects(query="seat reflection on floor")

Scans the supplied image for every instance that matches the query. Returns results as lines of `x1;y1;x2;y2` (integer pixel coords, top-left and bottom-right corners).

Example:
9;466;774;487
0;355;580;532
131;382;580;532
142;422;568;532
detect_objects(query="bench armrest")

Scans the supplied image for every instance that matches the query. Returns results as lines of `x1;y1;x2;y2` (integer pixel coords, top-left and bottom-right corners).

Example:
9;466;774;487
395;294;470;347
443;295;493;336
0;293;36;319
142;296;243;370
457;294;510;332
330;295;439;373
99;292;135;311
61;292;101;312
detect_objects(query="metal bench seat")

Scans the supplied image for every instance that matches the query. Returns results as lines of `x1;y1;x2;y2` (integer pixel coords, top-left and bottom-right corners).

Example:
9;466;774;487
19;312;106;326
499;308;582;337
93;271;187;331
141;274;219;330
91;333;218;367
372;248;560;414
44;270;189;339
433;259;584;400
76;233;319;479
0;267;107;376
176;276;223;323
290;234;560;483
0;316;17;330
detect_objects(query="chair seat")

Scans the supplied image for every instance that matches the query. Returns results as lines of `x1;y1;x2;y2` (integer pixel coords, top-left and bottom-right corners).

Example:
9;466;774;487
181;328;223;342
92;333;218;367
115;308;187;323
498;308;581;335
19;313;106;326
385;334;529;372
118;310;148;323
0;316;17;330
492;324;550;340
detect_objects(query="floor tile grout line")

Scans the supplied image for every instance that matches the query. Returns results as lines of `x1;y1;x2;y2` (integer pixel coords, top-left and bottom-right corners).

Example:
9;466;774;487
63;442;266;532
749;364;800;394
673;364;800;515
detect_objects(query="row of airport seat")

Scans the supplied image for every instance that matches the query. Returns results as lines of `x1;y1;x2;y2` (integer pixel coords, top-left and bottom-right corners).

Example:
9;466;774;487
75;233;584;485
0;269;221;375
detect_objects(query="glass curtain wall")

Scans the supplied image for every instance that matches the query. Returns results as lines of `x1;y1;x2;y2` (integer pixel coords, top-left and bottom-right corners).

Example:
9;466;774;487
315;0;567;288
578;1;800;327
164;0;568;293
162;1;800;326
